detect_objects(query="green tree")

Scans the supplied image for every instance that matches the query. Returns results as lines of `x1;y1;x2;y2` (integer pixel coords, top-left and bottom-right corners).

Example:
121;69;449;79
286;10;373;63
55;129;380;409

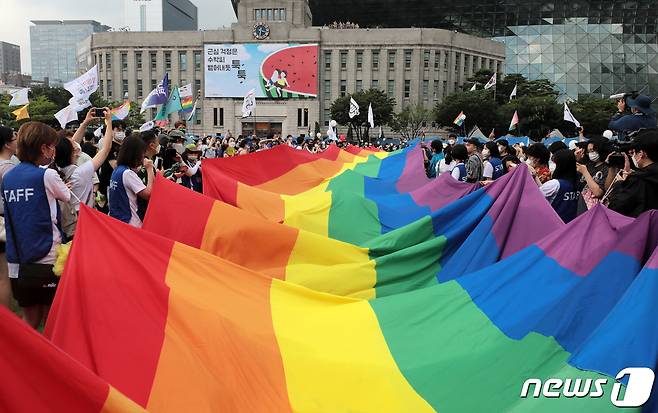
465;69;495;91
496;96;564;139
569;95;616;136
434;90;498;132
329;89;395;141
389;104;432;141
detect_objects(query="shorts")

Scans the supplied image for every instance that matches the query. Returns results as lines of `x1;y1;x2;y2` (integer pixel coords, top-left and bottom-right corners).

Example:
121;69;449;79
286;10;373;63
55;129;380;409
10;266;59;308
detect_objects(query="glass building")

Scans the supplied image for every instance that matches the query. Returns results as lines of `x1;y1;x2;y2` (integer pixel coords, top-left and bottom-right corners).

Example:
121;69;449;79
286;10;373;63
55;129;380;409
303;0;658;99
30;20;109;85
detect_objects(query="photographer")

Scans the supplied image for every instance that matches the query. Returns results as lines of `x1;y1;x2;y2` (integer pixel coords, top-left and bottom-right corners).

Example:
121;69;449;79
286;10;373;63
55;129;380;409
606;130;658;217
574;136;610;214
608;94;657;139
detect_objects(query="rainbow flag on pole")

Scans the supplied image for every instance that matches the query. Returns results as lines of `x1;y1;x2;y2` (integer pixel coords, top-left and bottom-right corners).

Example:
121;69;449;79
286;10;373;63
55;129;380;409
179;84;194;112
111;100;130;120
453;111;466;126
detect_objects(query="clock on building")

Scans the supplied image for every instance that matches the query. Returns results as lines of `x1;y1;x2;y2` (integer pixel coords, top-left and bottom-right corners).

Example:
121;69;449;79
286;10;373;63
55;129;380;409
253;23;270;40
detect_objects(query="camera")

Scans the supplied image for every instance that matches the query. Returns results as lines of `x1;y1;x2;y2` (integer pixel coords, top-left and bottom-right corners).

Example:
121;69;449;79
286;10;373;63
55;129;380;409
609;91;639;104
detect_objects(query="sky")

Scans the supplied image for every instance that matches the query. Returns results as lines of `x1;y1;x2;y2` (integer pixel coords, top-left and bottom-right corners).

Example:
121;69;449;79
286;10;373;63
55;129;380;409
1;0;237;74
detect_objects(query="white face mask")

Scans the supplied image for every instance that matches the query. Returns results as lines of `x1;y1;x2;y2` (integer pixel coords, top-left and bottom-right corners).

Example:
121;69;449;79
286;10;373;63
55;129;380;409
632;152;640;168
229;142;236;148
114;131;126;142
549;160;557;173
482;148;490;158
588;151;600;162
525;158;533;166
173;143;185;154
448;140;456;146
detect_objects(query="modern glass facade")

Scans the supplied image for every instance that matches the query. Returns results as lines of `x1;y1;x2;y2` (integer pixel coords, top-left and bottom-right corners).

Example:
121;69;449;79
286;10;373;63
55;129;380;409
304;0;658;99
30;20;109;85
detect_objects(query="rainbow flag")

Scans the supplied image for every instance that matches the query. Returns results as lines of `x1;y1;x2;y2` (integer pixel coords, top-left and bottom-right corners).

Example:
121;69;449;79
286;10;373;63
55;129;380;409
178;84;194;112
453;111;466;126
143;165;560;298
203;143;551;247
111;100;131;120
0;306;143;412
45;205;658;411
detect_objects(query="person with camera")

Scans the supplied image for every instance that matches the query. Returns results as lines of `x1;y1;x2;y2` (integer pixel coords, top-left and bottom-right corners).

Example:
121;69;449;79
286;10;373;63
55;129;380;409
574;136;610;215
606;130;658;217
608;94;657;139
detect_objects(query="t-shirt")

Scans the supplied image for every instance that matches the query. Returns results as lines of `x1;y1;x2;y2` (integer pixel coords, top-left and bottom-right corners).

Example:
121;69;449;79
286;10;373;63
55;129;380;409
483;160;494;179
121;169;146;228
8;168;70;277
0;159;17;215
577;163;609;215
539;179;561;203
70;160;96;210
451;163;466;181
438;159;456;176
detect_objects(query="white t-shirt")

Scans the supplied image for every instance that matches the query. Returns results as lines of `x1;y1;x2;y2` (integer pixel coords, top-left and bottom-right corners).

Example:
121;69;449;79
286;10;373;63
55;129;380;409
0;159;17;215
483;160;494;179
451;163;464;180
122;168;146;228
8;168;70;277
70;160;96;210
539;179;561;204
438;159;456;176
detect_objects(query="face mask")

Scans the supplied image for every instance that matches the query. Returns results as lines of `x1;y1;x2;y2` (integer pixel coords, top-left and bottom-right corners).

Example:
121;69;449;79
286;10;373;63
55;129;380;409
188;155;198;162
588;152;600;162
525;158;533;166
632;153;640;168
448;140;456;146
482;148;490;158
173;143;185;154
114;131;126;142
549;161;557;173
229;142;236;148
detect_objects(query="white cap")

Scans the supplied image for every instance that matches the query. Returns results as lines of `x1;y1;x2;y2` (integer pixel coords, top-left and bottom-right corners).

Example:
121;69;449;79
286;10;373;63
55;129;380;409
602;130;613;139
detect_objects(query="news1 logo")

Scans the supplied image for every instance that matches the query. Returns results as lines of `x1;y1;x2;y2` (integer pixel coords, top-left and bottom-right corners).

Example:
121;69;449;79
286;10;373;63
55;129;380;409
520;368;655;407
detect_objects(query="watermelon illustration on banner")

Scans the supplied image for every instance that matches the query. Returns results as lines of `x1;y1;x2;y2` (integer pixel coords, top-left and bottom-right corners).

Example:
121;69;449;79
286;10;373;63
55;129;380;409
204;44;318;99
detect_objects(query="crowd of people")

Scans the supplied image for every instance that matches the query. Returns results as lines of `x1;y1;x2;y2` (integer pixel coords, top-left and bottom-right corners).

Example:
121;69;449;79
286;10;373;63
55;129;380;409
0;97;657;330
422;129;658;223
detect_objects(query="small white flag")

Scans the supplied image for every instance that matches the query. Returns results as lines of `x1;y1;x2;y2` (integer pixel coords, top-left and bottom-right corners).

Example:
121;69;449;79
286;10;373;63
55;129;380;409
509;83;517;101
64;65;98;100
93;126;103;138
8;88;29;107
484;73;497;90
349;97;360;119
367;103;375;129
563;102;581;128
242;89;256;118
139;121;155;132
54;105;79;129
469;83;477;92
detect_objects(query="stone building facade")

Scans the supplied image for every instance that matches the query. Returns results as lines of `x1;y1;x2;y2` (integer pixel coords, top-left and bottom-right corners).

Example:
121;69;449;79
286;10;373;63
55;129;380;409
83;0;504;137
